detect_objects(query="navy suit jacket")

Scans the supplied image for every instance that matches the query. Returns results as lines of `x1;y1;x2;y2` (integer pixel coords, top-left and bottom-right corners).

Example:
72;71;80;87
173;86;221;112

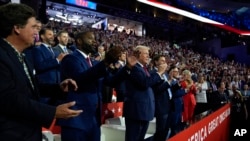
32;44;60;84
113;64;127;102
123;63;163;121
0;38;57;141
57;50;111;130
151;69;171;117
170;79;186;112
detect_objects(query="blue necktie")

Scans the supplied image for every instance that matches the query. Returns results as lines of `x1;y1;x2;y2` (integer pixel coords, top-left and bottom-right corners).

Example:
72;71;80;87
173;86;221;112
48;46;55;57
63;47;68;53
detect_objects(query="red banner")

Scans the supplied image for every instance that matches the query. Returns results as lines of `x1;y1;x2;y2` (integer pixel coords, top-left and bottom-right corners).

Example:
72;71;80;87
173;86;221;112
168;104;230;141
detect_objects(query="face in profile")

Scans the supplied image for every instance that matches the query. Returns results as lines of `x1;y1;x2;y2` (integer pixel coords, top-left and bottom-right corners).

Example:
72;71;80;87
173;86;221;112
81;32;97;54
58;32;69;46
41;29;54;45
15;17;38;48
138;48;150;65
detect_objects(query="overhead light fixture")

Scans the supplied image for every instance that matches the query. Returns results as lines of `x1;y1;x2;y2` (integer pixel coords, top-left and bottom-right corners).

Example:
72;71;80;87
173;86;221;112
137;0;250;36
68;18;79;21
55;14;67;20
49;17;54;21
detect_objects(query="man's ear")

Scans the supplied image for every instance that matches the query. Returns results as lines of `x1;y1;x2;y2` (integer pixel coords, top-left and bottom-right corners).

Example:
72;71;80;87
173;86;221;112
13;25;21;35
40;34;45;41
77;38;82;45
57;36;60;41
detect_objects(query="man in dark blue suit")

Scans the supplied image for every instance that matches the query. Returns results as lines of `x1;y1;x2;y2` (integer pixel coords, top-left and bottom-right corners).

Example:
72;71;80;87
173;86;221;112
123;46;167;141
167;65;186;138
32;28;68;105
33;28;67;84
113;51;127;102
58;31;127;141
150;54;171;141
0;3;82;141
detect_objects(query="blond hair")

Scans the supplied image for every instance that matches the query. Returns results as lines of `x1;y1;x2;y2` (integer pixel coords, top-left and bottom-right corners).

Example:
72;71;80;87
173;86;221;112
134;45;150;52
182;69;193;84
133;45;150;58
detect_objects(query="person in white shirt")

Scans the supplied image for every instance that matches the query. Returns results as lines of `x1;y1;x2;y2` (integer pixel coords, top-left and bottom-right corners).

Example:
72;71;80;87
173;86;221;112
195;74;209;115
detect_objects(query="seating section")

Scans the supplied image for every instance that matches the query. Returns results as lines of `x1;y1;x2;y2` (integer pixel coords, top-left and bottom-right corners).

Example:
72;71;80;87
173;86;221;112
42;102;156;141
42;130;53;141
101;116;156;141
42;118;61;141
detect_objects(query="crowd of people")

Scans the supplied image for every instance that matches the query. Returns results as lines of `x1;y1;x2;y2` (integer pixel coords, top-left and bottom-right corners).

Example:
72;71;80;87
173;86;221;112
166;0;250;30
1;2;250;141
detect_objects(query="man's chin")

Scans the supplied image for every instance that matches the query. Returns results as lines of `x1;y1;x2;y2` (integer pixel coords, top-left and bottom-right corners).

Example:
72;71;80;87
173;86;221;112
27;42;34;47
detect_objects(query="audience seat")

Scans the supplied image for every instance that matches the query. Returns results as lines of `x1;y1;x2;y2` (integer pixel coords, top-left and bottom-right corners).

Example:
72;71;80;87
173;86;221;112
101;116;155;141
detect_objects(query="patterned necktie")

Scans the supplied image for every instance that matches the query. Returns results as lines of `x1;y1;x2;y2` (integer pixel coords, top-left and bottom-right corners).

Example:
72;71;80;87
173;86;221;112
18;54;34;89
3;39;34;89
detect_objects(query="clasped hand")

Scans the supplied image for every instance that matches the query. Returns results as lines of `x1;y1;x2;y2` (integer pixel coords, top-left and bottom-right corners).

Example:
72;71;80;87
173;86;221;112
56;79;83;119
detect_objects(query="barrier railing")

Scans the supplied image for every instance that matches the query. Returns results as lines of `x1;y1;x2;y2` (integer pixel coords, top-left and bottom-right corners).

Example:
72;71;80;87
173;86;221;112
168;104;230;141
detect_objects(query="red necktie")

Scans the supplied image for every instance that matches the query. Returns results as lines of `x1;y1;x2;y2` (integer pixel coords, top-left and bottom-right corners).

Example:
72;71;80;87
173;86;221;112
143;66;150;76
86;57;92;67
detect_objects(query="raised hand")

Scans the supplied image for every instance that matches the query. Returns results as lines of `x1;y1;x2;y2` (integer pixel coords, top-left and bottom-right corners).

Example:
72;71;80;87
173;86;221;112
104;46;124;66
57;53;67;62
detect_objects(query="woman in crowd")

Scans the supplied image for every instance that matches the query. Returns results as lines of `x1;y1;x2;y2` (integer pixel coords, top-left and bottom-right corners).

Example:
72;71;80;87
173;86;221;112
230;84;248;141
195;74;209;115
180;69;197;127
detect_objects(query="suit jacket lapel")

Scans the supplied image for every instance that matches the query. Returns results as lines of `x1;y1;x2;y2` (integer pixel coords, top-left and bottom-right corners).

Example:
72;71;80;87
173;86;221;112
74;50;91;69
2;40;37;95
9;51;37;93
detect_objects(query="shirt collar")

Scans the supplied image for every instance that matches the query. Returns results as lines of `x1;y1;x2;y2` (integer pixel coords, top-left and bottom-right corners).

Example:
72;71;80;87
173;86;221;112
3;38;24;61
137;61;144;67
77;49;88;58
42;43;51;48
59;44;66;49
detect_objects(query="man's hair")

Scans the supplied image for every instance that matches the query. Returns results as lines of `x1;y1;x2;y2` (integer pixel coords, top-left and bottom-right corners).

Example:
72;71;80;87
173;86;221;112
0;3;36;38
75;31;91;47
133;45;150;57
152;54;165;66
57;30;68;37
168;64;178;74
39;28;53;42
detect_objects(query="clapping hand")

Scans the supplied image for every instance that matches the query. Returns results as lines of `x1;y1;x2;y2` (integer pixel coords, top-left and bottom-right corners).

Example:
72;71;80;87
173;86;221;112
60;79;78;92
55;101;83;119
